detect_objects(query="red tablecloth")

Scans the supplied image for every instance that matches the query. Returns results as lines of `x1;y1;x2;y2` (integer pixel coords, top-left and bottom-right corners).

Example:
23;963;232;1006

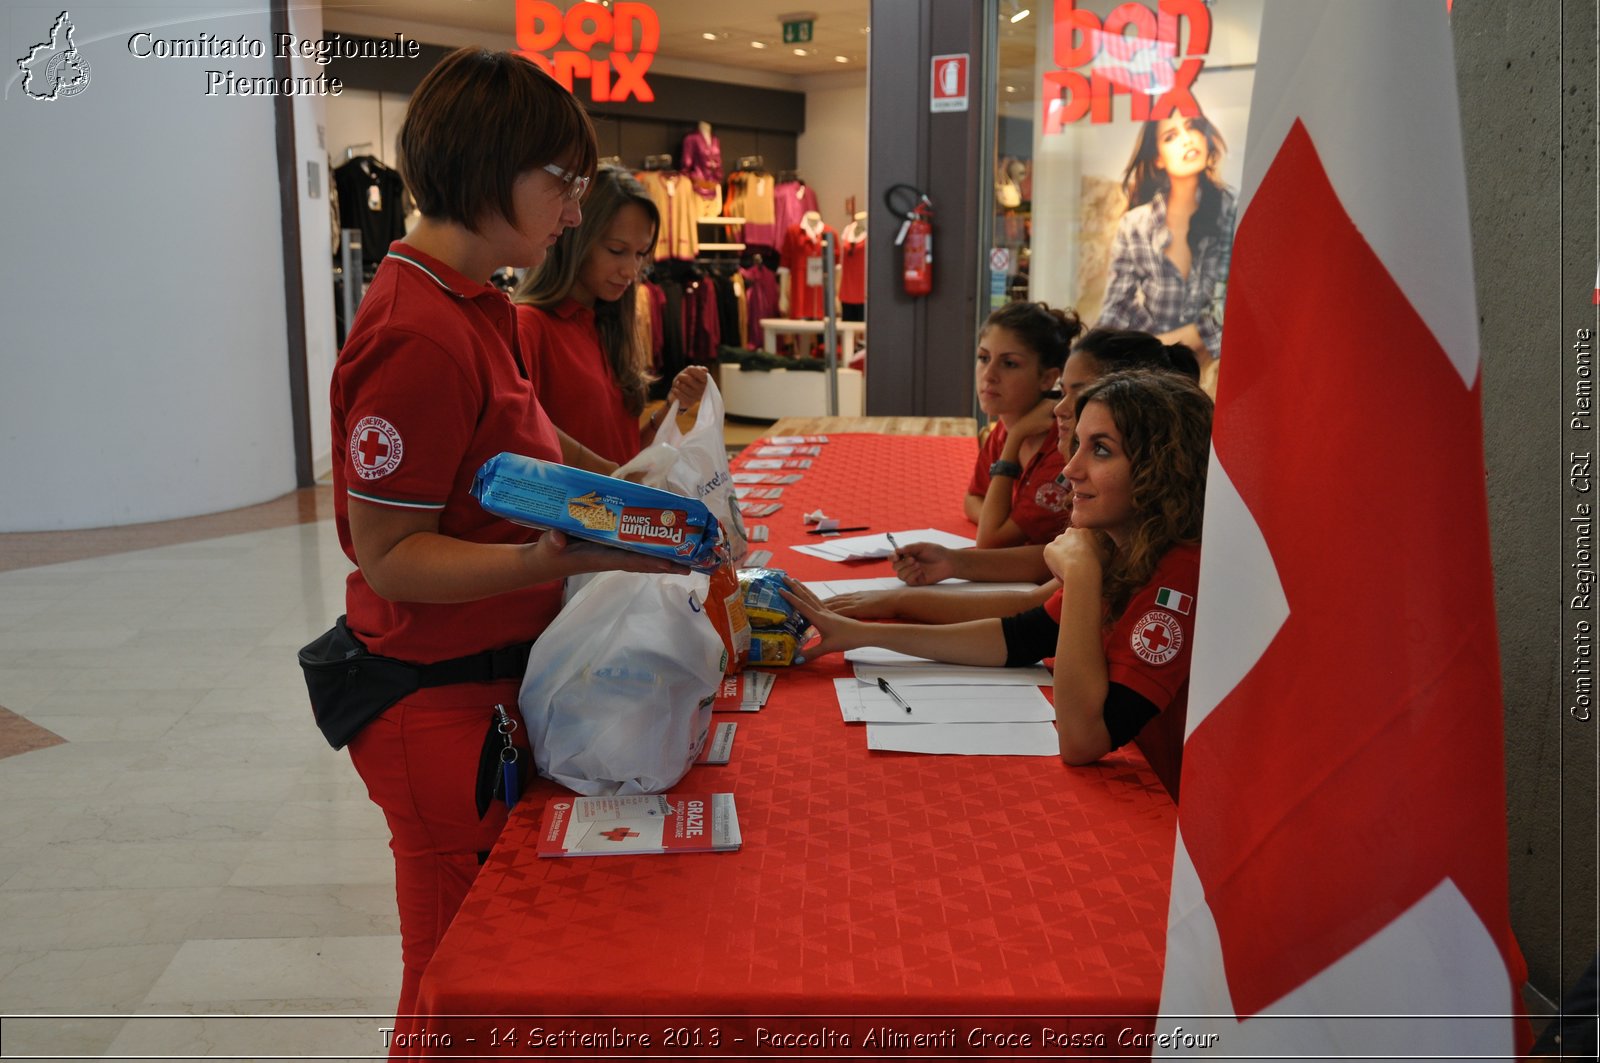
413;434;1176;1057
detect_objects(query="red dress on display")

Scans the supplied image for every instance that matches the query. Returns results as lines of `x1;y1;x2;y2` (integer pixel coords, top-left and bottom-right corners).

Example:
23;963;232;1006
781;223;835;320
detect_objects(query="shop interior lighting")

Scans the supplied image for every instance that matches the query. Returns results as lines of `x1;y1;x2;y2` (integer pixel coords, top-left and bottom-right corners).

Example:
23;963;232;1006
793;47;807;56
1011;7;1032;23
751;40;767;49
834;54;849;63
701;32;717;40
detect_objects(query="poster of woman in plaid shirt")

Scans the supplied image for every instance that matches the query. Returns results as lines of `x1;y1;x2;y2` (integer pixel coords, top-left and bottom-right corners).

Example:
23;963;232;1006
1097;108;1236;366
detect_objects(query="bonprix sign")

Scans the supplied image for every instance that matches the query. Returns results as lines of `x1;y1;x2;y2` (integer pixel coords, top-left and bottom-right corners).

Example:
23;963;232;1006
1044;0;1210;130
516;0;657;103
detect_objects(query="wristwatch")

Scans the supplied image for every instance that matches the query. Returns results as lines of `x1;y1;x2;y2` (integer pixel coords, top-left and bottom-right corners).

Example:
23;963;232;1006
988;458;1023;479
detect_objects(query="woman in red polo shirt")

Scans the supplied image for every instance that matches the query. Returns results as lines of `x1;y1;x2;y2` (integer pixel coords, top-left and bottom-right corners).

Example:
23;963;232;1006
786;370;1212;770
834;329;1199;624
514;165;708;465
325;50;684;1054
967;301;1084;547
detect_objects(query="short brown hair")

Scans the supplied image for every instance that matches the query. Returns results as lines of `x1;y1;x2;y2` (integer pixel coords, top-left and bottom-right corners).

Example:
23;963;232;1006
397;48;597;232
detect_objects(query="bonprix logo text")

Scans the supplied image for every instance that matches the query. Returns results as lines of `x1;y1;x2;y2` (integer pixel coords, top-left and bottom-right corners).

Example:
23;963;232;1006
17;11;91;100
1044;0;1210;129
515;0;657;103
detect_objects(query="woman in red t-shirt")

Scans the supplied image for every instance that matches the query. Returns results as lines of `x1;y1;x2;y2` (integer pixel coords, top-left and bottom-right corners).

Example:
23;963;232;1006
514;166;708;465
786;370;1212;772
966;301;1083;547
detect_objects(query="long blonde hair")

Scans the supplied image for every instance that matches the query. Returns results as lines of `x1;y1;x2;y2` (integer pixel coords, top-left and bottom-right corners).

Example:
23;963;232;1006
514;165;658;414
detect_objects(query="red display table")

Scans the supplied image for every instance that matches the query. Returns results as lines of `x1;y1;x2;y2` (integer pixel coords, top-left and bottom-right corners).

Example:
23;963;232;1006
411;434;1176;1057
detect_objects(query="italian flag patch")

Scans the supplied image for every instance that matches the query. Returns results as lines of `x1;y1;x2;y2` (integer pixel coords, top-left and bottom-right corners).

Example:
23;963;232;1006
1155;587;1192;615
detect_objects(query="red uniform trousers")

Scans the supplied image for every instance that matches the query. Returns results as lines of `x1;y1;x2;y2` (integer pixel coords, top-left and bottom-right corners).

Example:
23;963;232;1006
347;679;529;1058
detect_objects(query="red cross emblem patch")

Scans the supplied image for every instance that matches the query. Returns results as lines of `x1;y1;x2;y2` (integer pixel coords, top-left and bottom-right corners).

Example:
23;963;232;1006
600;827;641;842
1131;609;1182;666
1034;480;1072;514
350;416;403;480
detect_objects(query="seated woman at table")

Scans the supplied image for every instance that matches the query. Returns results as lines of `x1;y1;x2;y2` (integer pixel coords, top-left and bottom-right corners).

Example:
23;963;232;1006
514;165;709;465
785;369;1211;766
965;301;1083;548
832;329;1199;624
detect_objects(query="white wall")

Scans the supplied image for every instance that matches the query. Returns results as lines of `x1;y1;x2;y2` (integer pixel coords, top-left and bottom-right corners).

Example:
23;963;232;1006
797;72;870;233
290;3;340;477
1;1;297;530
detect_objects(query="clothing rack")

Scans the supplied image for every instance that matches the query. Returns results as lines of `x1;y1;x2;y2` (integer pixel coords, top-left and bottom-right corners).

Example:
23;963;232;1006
344;142;373;160
736;155;764;170
777;169;803;184
597;155;623;167
642;153;675;171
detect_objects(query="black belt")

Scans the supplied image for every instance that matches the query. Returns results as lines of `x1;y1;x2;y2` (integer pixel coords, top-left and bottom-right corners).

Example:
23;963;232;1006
415;640;535;687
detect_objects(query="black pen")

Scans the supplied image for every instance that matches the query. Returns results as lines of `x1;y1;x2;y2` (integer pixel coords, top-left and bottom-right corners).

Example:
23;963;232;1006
806;525;870;535
877;676;913;714
885;531;901;556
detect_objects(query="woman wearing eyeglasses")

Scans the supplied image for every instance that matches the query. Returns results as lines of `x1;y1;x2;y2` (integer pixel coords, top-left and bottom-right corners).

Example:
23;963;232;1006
514;165;709;465
326;49;684;1053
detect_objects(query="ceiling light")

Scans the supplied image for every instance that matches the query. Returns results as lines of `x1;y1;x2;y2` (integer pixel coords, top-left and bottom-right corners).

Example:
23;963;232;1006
792;48;807;56
1011;8;1031;23
751;40;767;49
701;32;717;41
834;55;849;63
1005;84;1016;93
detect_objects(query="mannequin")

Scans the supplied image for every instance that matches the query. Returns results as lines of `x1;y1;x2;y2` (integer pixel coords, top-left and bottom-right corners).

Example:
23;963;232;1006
781;210;836;322
681;120;723;217
839;211;867;321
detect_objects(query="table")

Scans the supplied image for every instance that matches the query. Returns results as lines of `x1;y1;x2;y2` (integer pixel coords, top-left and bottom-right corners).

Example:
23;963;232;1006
719;365;865;421
759;317;867;361
414;432;1177;1057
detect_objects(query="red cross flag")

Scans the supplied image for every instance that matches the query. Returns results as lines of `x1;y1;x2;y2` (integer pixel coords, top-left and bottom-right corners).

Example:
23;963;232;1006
1156;1;1523;1056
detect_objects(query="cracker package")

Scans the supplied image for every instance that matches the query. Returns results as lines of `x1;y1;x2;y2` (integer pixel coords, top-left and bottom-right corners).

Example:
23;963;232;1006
737;568;808;666
704;560;752;674
472;453;728;573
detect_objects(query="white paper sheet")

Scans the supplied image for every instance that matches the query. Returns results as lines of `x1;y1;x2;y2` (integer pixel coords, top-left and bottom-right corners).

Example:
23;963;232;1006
832;678;1055;724
850;660;1053;687
789;528;976;563
865;721;1061;756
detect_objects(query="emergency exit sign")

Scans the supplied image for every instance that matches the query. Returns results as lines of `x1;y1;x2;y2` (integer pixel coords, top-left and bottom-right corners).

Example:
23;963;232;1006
782;20;813;44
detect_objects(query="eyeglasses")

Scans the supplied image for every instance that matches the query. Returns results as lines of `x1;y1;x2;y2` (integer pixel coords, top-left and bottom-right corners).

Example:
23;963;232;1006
542;163;590;202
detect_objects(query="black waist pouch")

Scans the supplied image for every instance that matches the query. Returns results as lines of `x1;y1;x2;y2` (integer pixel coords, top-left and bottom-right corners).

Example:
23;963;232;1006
297;616;533;750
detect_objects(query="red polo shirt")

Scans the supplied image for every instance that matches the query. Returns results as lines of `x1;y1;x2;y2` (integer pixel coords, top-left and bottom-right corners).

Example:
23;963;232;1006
517;300;641;466
967;421;1073;545
1043;542;1201;712
332;242;565;663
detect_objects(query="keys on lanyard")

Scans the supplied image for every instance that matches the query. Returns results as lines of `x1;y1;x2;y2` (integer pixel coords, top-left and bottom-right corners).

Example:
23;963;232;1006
494;704;520;809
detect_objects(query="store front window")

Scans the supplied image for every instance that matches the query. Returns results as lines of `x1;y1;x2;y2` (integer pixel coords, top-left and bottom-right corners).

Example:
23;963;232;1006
988;0;1261;367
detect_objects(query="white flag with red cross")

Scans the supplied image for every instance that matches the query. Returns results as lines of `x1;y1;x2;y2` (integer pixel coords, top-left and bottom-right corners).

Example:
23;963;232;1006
1156;1;1522;1056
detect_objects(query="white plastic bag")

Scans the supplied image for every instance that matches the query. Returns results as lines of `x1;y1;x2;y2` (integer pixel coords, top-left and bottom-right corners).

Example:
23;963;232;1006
618;378;749;564
520;570;725;796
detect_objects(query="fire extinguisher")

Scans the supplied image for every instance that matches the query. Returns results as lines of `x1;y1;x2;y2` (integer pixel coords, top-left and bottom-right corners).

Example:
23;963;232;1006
887;184;934;297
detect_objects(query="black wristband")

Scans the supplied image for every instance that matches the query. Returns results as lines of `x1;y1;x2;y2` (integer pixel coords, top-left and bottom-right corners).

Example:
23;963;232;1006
989;458;1023;479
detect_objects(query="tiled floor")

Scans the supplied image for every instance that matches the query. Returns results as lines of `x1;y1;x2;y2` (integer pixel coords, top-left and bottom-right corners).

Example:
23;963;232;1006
0;502;403;1057
0;413;778;1058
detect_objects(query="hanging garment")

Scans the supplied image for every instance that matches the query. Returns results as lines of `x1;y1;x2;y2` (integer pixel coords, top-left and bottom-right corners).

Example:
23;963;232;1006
333;156;408;266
